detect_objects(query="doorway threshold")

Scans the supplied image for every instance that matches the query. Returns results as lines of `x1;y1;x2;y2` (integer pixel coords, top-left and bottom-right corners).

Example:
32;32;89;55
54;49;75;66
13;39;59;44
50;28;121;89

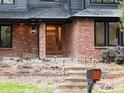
46;55;64;58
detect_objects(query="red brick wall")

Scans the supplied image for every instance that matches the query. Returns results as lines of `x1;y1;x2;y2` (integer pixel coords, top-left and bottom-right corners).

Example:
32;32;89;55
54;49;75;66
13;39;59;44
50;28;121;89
39;23;46;58
64;18;104;60
0;24;38;57
0;20;104;60
63;23;78;58
76;19;103;59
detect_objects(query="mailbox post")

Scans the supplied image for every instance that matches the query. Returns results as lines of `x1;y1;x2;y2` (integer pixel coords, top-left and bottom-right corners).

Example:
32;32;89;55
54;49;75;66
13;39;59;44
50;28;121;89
87;69;101;93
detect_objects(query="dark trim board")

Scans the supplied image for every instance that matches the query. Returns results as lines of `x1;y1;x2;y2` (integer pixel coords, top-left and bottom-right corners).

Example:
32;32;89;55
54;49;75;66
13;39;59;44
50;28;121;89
90;0;120;4
0;16;120;23
0;18;72;24
32;18;72;23
71;16;120;20
94;17;120;22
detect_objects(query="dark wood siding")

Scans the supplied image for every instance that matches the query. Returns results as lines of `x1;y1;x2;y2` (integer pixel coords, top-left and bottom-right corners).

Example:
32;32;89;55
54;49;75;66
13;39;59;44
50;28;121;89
0;0;27;11
70;0;83;10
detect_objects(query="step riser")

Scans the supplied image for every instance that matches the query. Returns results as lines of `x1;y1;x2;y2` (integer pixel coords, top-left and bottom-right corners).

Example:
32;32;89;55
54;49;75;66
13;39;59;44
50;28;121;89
68;73;86;76
58;85;87;88
65;79;87;82
55;64;89;93
54;88;87;93
65;77;87;80
67;73;86;76
64;82;87;86
65;68;88;70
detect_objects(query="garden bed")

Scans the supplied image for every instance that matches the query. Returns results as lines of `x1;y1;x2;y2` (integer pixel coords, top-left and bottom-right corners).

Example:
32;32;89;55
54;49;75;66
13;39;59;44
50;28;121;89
93;63;124;92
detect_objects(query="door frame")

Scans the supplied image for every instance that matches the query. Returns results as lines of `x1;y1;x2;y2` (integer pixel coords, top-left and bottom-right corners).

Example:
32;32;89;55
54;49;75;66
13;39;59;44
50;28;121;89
45;24;63;56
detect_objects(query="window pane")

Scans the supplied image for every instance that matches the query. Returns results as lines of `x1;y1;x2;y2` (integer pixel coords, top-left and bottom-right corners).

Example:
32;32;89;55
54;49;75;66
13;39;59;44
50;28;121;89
121;31;124;45
103;0;115;3
109;22;118;46
3;0;14;4
91;0;120;3
0;0;1;3
95;22;105;46
0;26;12;48
41;0;60;1
91;0;102;3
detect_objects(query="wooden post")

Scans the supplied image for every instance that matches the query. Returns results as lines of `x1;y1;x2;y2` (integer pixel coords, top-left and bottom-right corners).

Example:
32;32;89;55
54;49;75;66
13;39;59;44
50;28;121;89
93;59;96;68
85;56;87;64
90;58;92;66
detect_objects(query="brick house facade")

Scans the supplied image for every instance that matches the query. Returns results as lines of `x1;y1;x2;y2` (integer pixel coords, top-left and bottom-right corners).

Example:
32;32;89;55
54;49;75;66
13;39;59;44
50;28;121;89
0;0;121;60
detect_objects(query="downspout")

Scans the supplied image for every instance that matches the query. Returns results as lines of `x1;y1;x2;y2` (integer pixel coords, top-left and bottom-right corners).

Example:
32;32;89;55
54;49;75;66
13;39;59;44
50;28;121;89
84;0;86;9
38;22;40;59
69;0;71;11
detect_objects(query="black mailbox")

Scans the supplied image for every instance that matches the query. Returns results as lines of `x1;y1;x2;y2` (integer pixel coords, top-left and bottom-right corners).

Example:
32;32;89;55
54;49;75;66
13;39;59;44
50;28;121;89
87;69;101;93
87;69;101;81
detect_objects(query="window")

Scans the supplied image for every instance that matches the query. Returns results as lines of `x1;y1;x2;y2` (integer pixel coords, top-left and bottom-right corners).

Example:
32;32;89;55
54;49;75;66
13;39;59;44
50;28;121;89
121;32;124;45
0;0;15;4
109;22;118;46
0;26;12;48
94;22;122;46
95;22;105;46
40;0;60;2
91;0;120;3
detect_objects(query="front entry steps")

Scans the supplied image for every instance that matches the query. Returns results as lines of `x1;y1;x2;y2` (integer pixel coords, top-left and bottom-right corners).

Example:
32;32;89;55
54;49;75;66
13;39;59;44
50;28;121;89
54;63;89;93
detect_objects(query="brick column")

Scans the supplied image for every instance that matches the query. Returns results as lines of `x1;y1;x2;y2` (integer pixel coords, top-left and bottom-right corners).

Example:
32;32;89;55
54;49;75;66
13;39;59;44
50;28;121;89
75;18;103;60
39;23;46;58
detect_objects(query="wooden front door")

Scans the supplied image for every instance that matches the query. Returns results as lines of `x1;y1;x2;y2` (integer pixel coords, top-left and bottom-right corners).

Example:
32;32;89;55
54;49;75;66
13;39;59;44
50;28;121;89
46;25;62;55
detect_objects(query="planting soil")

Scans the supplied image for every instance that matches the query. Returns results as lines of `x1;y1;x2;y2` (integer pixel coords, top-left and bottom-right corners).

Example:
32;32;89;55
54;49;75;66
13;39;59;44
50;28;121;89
93;63;124;92
0;57;124;92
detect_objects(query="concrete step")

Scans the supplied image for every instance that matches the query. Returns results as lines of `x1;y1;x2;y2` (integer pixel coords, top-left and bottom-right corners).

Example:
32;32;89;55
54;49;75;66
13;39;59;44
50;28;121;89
65;78;87;82
67;73;86;77
65;74;86;79
55;63;88;93
57;82;87;89
64;65;89;70
64;81;87;85
67;70;86;74
54;89;87;93
65;76;87;81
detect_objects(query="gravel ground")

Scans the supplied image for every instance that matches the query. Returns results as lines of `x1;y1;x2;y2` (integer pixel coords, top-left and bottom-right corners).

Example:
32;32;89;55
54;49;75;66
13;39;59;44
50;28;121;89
0;57;124;92
93;63;124;92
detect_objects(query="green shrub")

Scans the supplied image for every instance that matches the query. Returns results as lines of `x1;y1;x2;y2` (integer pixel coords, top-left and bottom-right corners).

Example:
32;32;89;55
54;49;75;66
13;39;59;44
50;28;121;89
102;46;124;65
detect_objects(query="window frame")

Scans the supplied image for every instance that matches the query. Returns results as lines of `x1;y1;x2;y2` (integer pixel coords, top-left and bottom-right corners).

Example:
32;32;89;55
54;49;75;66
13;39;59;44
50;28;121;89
40;0;61;2
108;22;119;46
94;21;122;47
0;0;15;5
120;31;124;46
90;0;120;4
0;25;12;48
94;22;106;46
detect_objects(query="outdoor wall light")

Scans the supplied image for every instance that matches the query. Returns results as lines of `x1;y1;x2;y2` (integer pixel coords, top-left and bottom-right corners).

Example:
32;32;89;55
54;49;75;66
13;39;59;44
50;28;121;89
30;23;36;33
30;26;36;33
20;23;24;26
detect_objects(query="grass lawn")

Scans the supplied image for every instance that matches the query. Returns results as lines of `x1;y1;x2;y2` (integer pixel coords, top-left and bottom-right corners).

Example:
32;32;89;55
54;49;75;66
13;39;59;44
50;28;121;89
93;89;124;93
0;82;53;93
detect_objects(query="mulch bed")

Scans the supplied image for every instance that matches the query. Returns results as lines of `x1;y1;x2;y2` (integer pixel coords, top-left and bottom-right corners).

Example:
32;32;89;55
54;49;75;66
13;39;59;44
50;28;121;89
102;74;124;79
0;71;64;76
